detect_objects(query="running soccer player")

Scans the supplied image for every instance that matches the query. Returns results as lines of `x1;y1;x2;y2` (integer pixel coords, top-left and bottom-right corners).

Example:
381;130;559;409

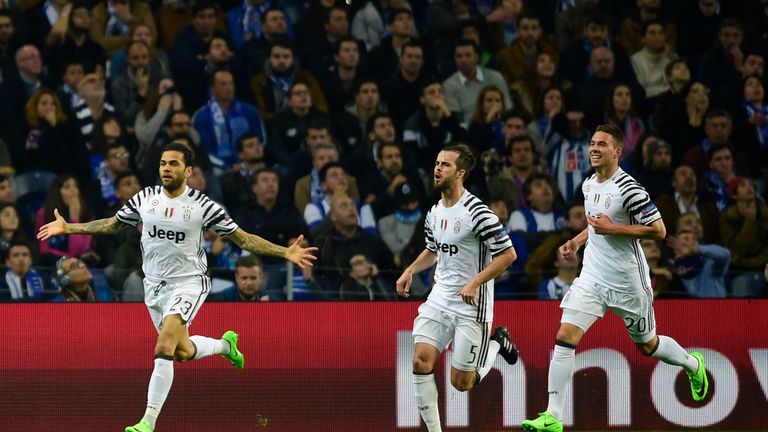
38;143;317;432
522;124;708;432
396;143;519;432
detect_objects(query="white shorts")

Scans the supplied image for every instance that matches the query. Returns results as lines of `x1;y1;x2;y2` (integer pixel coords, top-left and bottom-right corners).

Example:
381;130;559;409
143;275;211;332
560;277;656;343
412;302;492;372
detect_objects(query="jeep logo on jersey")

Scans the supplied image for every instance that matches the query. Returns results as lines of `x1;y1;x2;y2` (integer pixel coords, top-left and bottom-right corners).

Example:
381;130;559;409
435;241;459;256
147;225;186;243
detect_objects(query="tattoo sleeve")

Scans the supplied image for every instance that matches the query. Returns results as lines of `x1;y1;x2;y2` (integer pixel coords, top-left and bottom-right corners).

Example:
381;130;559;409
229;228;287;258
67;217;128;235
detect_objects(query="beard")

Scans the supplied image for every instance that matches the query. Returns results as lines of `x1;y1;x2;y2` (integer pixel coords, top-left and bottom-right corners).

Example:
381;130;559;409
162;175;186;191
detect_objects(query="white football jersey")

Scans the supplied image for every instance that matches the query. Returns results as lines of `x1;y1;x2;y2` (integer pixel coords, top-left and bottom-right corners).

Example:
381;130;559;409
116;186;239;280
580;168;661;293
424;189;513;322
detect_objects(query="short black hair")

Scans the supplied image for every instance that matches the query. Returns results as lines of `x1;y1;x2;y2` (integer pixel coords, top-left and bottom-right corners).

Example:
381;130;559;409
260;6;284;24
400;41;423;57
366;112;393;135
236;133;260;152
318;161;344;183
352;78;378;95
516;10;541;28
208;67;233;87
420;76;441;95
269;36;295;55
523;172;553;198
376;141;402;161
584;9;610;28
640;19;664;37
334;35;358;55
454;38;480;55
707;143;732;162
161;142;195;167
705;108;732;126
500;108;531;125
505;135;535;156
387;8;411;25
306;115;332;133
252;167;279;185
442;143;476;174
114;171;140;188
192;0;217;17
595;123;625;149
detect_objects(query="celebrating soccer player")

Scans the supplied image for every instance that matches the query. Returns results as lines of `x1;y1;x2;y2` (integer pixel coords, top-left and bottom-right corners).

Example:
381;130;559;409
396;143;519;432
522;124;708;432
38;142;317;432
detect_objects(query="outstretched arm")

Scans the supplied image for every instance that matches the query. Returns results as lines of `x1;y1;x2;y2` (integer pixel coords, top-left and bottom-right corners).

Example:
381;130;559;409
228;228;317;269
37;208;127;240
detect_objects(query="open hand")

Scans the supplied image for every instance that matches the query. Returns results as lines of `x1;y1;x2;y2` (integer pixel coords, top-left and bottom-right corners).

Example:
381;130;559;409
37;208;68;240
285;235;317;269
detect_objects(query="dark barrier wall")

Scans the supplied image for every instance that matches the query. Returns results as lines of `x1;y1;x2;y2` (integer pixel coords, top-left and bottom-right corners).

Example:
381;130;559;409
1;300;766;431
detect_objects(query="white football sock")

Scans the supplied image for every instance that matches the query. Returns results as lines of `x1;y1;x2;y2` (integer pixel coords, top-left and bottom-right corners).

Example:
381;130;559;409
476;340;501;382
651;335;700;372
144;357;174;429
546;343;576;421
190;335;229;360
413;372;442;432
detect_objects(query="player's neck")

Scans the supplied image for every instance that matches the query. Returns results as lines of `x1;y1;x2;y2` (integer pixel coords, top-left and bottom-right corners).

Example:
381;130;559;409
163;184;186;199
595;164;619;182
441;183;465;207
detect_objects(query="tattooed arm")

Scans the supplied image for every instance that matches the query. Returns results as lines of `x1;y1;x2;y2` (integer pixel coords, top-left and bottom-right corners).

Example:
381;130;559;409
228;228;318;269
37;208;128;240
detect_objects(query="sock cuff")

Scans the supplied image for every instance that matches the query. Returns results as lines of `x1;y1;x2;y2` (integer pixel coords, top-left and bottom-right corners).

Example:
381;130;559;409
555;339;577;350
413;372;434;383
154;354;174;362
648;336;662;356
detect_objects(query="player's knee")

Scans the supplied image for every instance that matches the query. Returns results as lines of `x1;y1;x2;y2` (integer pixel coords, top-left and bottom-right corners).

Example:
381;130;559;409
412;356;433;374
174;350;193;362
451;376;474;392
154;335;177;357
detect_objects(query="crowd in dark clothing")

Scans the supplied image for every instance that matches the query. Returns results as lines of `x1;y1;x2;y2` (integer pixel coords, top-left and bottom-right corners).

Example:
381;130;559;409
0;0;767;303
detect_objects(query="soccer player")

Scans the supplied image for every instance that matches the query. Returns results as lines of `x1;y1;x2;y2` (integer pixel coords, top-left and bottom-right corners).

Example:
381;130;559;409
396;144;519;432
38;143;317;432
522;124;708;432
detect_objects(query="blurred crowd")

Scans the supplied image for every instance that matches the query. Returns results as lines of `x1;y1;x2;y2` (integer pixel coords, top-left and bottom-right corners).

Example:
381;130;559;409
0;0;766;302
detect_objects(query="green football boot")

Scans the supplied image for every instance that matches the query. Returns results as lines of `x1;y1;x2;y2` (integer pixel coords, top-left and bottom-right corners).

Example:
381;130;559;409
222;330;245;369
687;351;709;402
125;419;153;432
522;412;563;432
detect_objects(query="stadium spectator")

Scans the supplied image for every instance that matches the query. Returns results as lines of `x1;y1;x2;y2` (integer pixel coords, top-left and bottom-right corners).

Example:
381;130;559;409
701;144;740;211
317;35;365;114
677;0;722;62
641;238;674;297
733;74;768;177
334;79;385;160
304;162;376;236
671;228;730;298
55;60;84;114
35;175;95;267
377;181;423;267
367;8;418;83
278;235;325;300
179;36;234;113
52;256;99;302
233;7;288;92
631;20;678;100
24;0;71;50
0;175;14;204
19;88;87;179
604;83;645;162
209;255;270;302
170;0;229;111
314;192;394;294
380;41;427;129
45;2;105;82
365;141;424;220
228;1;294;50
719;177;768;297
506;172;564;236
234;167;305;265
526;86;564;153
340;253;394;300
250;38;327;121
220;133;266;215
294;141;361;216
89;0;156;57
443;38;512;123
482;108;531;191
496;11;558;86
560;9;636;88
697;18;744;93
525;203;587;290
0;241;53;302
655;164;721;244
90;142;132;210
653;59;691;141
0;10;21;85
617;0;677;55
539;247;579;300
192;69;266;173
0;139;10;178
509;51;561;120
72;73;115;150
467;85;509;153
403;79;465;174
352;0;416;51
717;47;764;108
0;45;48;146
683;109;749;177
0;203;26;256
486;135;537;213
554;0;601;51
634;138;673;199
304;6;358;78
544;108;591;203
108;24;169;82
111;40;168;127
268;81;326;176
